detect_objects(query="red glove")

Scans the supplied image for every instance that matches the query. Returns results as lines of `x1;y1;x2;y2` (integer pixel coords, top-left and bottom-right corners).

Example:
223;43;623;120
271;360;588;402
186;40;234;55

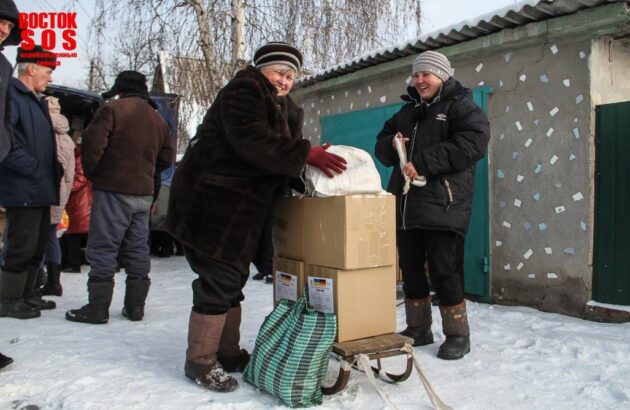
306;143;347;178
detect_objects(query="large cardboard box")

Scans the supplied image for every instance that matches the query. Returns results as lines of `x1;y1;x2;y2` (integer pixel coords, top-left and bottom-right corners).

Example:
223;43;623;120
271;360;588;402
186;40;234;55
274;195;396;270
272;257;305;305
305;264;396;342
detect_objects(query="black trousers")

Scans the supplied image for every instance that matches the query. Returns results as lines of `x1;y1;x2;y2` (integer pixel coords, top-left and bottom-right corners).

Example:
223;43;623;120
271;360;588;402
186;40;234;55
183;245;249;315
397;228;465;306
252;212;274;276
61;233;85;269
1;207;50;274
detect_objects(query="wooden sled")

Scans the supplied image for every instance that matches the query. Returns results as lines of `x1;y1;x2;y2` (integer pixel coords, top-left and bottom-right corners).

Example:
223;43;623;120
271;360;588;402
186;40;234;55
321;333;414;395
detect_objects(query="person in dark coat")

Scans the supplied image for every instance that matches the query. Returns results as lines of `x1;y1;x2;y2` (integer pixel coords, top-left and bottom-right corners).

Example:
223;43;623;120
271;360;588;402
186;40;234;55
65;70;175;325
0;44;60;319
166;41;346;393
0;0;21;373
375;50;489;360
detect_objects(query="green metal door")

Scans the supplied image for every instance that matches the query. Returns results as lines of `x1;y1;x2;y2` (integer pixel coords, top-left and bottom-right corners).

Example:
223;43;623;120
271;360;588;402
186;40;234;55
320;86;491;300
593;101;630;305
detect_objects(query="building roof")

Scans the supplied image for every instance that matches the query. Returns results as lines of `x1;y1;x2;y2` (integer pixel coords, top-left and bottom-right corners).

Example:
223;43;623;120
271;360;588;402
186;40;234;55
297;0;624;87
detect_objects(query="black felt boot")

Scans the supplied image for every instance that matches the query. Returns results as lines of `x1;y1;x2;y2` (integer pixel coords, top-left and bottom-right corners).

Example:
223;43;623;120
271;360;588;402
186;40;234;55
24;267;56;310
399;297;434;346
437;301;471;360
0;352;13;370
42;263;63;296
0;270;40;319
122;277;150;321
66;280;114;324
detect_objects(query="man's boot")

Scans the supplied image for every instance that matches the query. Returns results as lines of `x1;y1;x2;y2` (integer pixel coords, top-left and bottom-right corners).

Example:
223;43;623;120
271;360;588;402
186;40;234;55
122;277;150;321
217;305;249;372
438;301;471;360
24;267;56;310
65;280;114;324
0;352;13;370
0;270;40;319
185;311;238;392
42;263;63;296
399;297;434;346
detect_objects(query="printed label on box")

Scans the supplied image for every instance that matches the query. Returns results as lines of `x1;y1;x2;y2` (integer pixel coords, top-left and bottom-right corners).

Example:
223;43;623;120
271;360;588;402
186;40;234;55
307;276;334;314
274;270;298;302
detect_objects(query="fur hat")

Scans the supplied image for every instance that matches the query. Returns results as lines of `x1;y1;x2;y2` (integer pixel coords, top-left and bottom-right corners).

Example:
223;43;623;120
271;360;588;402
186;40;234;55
254;41;303;73
16;45;57;70
102;70;148;99
412;50;451;82
0;0;21;47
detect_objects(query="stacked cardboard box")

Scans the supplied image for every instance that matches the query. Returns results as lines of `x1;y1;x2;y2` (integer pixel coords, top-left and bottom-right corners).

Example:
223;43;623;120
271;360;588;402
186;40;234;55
272;195;397;342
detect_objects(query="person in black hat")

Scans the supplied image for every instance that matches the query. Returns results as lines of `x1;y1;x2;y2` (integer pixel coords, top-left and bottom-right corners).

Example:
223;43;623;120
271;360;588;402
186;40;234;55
0;0;21;372
66;70;175;327
165;41;347;393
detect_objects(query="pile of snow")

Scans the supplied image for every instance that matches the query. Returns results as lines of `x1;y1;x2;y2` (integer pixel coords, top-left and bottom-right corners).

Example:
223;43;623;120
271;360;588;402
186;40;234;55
2;256;629;409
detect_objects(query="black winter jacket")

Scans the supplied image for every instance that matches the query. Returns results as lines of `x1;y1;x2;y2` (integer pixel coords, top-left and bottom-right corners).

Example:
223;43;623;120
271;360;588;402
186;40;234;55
0;52;13;163
166;66;310;273
375;78;489;235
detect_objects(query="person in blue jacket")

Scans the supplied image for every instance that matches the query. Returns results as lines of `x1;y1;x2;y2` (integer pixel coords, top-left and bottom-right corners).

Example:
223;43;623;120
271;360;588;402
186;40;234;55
0;46;60;320
0;0;21;372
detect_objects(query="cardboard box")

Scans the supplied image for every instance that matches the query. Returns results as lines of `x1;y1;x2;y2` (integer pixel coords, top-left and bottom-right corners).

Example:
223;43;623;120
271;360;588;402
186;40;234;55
273;195;396;270
305;264;396;342
273;257;305;305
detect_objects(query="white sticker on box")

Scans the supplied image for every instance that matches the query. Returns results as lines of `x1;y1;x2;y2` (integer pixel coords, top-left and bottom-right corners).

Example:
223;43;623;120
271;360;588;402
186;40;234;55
307;276;334;314
275;271;298;302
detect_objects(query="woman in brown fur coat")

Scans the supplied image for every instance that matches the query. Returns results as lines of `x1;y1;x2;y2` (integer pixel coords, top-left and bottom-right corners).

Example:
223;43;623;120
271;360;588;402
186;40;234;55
166;42;346;392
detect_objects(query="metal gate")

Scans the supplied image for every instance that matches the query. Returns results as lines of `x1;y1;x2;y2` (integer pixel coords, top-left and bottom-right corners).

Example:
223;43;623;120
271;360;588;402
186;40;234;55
593;101;630;305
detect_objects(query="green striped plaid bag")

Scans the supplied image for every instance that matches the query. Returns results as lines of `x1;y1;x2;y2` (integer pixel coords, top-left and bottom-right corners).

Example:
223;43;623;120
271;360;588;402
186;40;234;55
243;294;337;407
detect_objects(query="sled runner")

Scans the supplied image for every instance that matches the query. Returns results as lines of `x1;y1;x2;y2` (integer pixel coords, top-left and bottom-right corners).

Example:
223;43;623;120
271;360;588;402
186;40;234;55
321;333;453;410
321;333;414;394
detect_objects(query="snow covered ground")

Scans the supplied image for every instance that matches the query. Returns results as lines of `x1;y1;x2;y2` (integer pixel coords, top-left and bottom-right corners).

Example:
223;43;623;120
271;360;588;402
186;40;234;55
2;256;629;410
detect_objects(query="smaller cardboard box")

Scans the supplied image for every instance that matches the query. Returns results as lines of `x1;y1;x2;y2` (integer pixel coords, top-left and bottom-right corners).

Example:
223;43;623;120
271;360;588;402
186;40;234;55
273;257;305;305
273;195;396;270
305;264;396;342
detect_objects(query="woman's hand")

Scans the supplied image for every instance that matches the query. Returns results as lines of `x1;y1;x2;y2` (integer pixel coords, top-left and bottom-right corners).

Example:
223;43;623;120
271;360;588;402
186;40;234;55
392;134;409;149
306;143;347;178
403;162;418;179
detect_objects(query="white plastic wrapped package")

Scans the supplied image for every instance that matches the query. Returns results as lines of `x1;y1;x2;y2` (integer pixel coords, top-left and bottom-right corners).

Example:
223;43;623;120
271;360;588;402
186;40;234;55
304;145;386;197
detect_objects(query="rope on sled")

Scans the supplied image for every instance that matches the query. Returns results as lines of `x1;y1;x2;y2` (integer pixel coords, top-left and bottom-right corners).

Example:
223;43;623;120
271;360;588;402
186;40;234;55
401;344;453;410
354;344;453;410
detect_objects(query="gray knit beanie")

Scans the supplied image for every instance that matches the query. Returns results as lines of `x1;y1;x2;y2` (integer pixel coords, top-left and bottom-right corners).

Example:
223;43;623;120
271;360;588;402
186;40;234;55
412;51;451;82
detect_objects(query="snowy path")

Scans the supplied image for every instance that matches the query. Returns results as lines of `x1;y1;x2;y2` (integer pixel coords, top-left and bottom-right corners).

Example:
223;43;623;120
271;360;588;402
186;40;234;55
1;256;629;410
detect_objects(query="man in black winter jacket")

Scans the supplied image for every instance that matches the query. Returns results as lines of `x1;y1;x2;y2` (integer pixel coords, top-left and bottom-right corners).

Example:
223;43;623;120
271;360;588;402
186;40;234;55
375;50;489;360
0;0;21;371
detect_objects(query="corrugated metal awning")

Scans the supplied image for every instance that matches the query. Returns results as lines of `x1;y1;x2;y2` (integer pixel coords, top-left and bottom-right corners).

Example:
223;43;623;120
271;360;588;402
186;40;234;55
297;0;625;87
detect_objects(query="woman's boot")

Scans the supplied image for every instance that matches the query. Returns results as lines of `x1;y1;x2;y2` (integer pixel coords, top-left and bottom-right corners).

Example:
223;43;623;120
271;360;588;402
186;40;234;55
437;301;470;360
399;297;434;346
217;305;249;372
185;311;238;392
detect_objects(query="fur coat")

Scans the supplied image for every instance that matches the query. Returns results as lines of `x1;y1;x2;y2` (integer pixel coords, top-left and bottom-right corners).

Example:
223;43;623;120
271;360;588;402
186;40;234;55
166;66;310;273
